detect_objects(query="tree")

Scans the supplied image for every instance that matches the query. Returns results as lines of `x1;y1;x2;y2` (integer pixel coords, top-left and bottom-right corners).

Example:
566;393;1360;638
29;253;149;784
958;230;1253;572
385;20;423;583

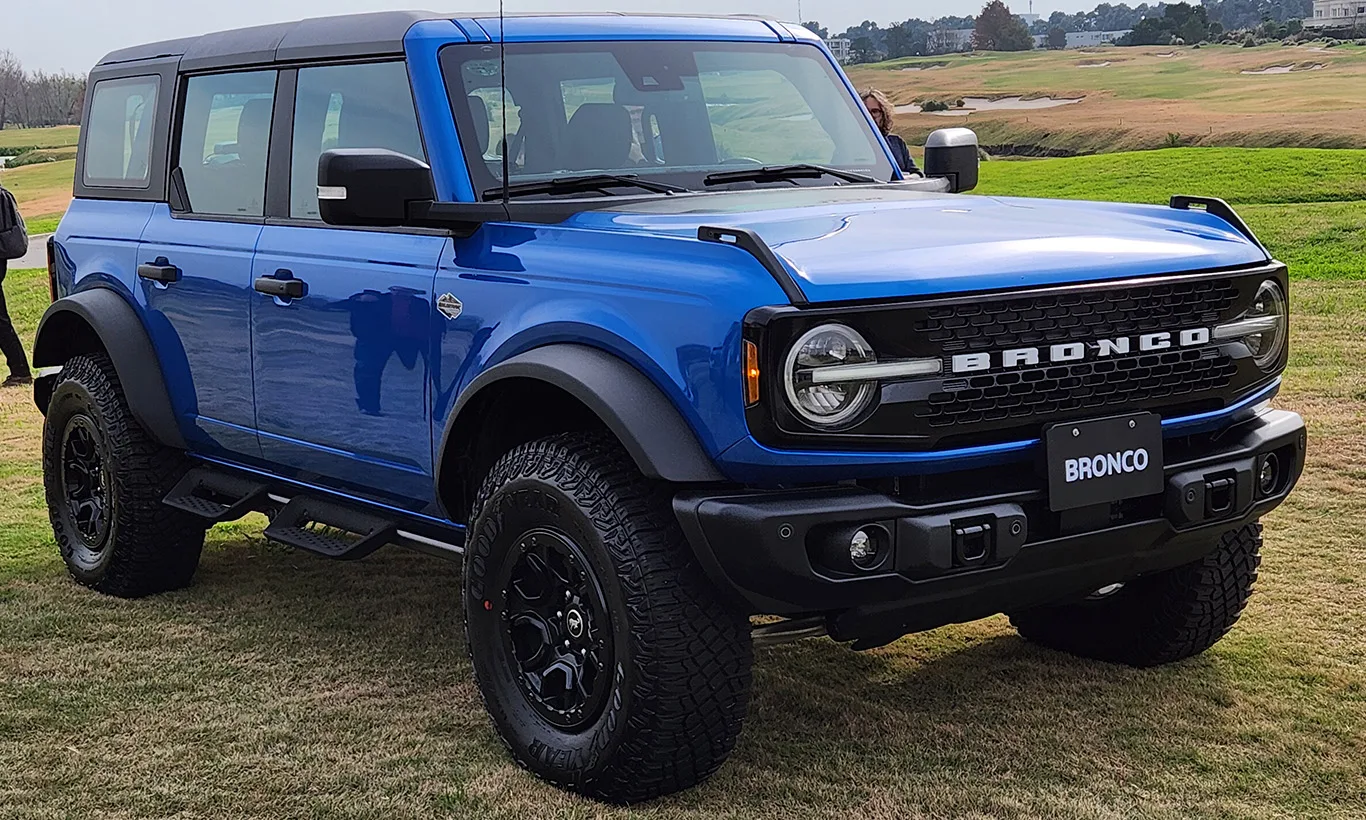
974;1;1035;51
849;35;883;64
1119;2;1217;45
0;51;85;130
0;51;22;131
1047;27;1069;48
802;21;830;38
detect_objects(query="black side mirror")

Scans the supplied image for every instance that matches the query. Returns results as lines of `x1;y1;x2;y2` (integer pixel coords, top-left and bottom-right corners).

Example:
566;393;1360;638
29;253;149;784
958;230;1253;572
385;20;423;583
924;128;980;193
318;148;436;227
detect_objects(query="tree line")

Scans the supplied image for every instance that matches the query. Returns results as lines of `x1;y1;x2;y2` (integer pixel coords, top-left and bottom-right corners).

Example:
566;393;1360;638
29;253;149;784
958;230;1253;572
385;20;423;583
0;51;86;130
808;0;1315;61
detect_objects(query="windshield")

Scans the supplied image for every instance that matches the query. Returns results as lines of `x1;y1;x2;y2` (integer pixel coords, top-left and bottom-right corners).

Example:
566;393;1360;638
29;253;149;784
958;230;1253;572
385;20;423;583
440;41;896;199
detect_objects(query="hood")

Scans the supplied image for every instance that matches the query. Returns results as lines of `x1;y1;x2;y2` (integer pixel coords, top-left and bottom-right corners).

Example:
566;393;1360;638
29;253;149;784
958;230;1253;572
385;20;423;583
565;187;1270;303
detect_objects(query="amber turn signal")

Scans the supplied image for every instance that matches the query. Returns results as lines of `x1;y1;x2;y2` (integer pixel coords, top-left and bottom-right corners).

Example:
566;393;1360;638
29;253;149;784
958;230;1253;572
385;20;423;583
744;340;761;407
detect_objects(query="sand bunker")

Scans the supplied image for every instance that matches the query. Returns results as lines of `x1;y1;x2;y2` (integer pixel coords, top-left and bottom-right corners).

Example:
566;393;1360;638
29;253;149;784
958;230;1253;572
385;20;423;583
1241;63;1325;74
1152;52;1179;57
895;96;1084;116
1077;61;1112;68
899;63;946;72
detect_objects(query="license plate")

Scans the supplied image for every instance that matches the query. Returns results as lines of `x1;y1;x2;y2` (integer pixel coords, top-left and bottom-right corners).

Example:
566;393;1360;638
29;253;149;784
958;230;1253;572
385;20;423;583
1045;413;1163;512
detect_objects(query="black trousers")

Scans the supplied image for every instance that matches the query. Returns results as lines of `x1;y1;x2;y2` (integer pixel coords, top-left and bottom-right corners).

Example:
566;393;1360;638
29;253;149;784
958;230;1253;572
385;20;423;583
0;259;31;378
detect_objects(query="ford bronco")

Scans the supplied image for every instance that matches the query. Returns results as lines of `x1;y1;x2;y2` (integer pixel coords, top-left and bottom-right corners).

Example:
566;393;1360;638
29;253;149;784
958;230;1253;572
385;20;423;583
36;12;1305;803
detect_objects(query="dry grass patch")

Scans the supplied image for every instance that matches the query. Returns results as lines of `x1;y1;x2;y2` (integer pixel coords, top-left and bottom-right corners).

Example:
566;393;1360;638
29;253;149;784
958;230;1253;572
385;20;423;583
851;44;1366;153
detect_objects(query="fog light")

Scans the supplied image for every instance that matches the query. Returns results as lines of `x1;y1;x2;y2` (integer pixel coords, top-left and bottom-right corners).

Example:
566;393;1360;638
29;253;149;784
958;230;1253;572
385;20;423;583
1259;453;1280;496
849;526;887;570
850;529;875;563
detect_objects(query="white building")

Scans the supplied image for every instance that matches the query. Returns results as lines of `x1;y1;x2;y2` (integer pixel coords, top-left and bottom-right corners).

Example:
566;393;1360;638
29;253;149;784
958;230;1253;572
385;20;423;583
1305;0;1365;27
1033;29;1132;48
824;38;852;63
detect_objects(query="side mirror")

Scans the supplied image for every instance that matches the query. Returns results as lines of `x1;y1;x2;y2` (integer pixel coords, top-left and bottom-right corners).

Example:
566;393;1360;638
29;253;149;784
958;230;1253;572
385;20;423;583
318;148;436;227
924;128;979;193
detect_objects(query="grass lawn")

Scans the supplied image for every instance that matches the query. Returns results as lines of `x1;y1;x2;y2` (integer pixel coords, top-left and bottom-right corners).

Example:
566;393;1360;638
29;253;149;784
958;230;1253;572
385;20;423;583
0;125;80;151
0;158;75;228
976;148;1366;280
2;146;1365;817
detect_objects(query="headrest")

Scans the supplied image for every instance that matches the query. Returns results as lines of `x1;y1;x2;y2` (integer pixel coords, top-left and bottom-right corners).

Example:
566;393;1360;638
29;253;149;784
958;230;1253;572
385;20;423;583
561;103;632;171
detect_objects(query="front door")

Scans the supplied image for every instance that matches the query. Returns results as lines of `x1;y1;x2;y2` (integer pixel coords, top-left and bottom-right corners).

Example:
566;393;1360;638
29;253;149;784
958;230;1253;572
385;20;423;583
249;61;445;508
138;69;278;460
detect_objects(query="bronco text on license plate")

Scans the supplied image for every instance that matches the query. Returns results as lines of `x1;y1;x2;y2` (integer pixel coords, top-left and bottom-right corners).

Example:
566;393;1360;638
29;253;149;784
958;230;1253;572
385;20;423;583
1045;413;1164;512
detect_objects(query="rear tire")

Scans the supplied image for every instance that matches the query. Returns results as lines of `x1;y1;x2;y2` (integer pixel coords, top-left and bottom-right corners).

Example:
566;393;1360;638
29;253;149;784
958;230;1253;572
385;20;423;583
42;354;206;598
463;432;753;803
1010;522;1261;667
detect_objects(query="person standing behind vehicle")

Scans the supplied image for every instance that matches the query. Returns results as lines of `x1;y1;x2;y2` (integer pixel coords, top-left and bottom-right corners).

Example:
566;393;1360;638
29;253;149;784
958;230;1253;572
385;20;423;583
861;88;921;177
0;180;33;388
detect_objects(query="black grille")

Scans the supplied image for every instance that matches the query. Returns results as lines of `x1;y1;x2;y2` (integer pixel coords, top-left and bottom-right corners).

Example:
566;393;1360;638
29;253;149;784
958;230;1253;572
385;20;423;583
915;279;1241;353
917;348;1238;429
749;267;1284;451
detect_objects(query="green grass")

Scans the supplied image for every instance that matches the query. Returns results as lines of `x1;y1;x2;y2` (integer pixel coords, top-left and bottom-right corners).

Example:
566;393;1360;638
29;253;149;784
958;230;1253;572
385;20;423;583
976;148;1366;279
0;125;80;151
23;217;61;235
975;147;1366;204
1;261;1363;818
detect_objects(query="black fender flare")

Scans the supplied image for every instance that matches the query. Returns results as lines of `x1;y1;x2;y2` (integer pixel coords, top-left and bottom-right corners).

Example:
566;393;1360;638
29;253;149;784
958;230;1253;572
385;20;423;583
32;287;187;450
436;344;726;498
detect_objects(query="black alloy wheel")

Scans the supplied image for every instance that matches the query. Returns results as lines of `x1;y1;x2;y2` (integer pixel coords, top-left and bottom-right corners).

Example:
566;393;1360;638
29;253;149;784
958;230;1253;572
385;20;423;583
59;414;112;561
500;528;614;730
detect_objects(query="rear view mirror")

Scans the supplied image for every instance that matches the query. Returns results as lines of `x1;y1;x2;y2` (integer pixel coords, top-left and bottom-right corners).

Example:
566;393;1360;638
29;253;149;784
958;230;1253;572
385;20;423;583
924;128;980;193
318;148;436;227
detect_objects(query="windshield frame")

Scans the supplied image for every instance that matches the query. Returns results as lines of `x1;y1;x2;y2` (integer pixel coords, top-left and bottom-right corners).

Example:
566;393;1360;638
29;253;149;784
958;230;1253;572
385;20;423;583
439;39;898;202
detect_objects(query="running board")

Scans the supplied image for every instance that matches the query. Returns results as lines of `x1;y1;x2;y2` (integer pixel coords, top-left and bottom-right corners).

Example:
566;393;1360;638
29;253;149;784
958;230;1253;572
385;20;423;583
164;467;269;523
262;496;396;561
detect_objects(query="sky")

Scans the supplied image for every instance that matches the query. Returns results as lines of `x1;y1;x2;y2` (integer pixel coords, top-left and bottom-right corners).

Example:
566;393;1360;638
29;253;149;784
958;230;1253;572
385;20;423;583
0;0;1096;74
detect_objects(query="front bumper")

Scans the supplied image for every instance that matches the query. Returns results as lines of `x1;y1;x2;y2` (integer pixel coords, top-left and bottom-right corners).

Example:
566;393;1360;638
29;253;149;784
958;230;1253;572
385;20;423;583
675;409;1306;646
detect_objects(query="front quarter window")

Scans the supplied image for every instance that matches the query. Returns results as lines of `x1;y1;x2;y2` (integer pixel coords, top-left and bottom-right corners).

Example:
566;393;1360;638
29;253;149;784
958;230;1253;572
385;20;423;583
441;40;894;198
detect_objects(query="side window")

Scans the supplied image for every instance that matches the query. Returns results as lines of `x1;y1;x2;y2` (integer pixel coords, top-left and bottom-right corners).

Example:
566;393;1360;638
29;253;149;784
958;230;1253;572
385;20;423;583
290;62;425;220
83;77;159;188
176;71;277;218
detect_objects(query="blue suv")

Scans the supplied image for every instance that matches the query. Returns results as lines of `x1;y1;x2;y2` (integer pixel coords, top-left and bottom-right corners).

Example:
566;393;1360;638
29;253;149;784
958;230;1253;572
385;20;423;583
38;12;1305;802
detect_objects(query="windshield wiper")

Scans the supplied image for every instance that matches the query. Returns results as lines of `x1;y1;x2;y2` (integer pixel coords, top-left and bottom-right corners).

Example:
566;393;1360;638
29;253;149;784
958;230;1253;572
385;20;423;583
485;173;690;200
703;164;879;187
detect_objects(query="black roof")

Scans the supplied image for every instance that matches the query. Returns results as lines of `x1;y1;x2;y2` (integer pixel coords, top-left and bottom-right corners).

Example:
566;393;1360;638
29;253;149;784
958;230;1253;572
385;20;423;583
96;10;441;70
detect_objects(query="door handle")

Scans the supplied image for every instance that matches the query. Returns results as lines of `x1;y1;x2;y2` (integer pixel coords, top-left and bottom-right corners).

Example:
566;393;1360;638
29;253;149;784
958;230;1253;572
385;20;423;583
138;258;180;284
254;270;308;300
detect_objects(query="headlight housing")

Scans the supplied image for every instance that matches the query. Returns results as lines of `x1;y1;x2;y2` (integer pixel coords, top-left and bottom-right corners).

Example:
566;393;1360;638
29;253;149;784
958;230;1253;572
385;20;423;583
783;324;878;427
1215;279;1287;371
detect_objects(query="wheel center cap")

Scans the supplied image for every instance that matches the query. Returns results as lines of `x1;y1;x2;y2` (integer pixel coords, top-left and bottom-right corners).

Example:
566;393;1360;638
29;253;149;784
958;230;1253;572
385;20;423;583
565;608;585;639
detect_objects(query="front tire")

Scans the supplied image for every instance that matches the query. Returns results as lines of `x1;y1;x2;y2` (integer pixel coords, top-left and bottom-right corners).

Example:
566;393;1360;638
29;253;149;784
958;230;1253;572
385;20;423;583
464;432;753;803
1010;522;1262;667
42;354;206;598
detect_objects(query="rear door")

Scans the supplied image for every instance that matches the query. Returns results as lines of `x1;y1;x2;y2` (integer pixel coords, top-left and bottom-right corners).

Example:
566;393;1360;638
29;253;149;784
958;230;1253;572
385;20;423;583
250;61;447;508
138;69;278;459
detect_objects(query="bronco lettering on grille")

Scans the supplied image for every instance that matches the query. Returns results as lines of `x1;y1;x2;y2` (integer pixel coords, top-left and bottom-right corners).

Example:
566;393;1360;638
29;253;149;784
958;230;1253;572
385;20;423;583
950;328;1212;375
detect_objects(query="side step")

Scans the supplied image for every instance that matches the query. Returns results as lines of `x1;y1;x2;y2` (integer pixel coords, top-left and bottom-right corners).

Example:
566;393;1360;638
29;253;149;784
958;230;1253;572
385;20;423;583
262;496;397;561
164;467;269;523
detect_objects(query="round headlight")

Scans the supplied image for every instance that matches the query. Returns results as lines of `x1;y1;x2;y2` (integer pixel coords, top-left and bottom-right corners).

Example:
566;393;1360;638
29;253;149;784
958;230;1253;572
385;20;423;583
783;324;877;428
1246;279;1287;370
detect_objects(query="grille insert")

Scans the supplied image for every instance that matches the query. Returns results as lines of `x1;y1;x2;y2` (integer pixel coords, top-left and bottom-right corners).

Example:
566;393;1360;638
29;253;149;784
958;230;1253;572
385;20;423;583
916;348;1238;428
915;280;1241;353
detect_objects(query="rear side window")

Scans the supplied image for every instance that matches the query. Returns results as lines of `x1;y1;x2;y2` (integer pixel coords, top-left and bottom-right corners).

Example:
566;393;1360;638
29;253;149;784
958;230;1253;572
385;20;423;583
290;62;425;220
176;71;277;217
83;77;159;187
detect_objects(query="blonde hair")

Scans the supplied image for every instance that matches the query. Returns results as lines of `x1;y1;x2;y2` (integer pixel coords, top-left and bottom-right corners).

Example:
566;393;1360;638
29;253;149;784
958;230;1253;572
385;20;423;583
861;88;895;135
